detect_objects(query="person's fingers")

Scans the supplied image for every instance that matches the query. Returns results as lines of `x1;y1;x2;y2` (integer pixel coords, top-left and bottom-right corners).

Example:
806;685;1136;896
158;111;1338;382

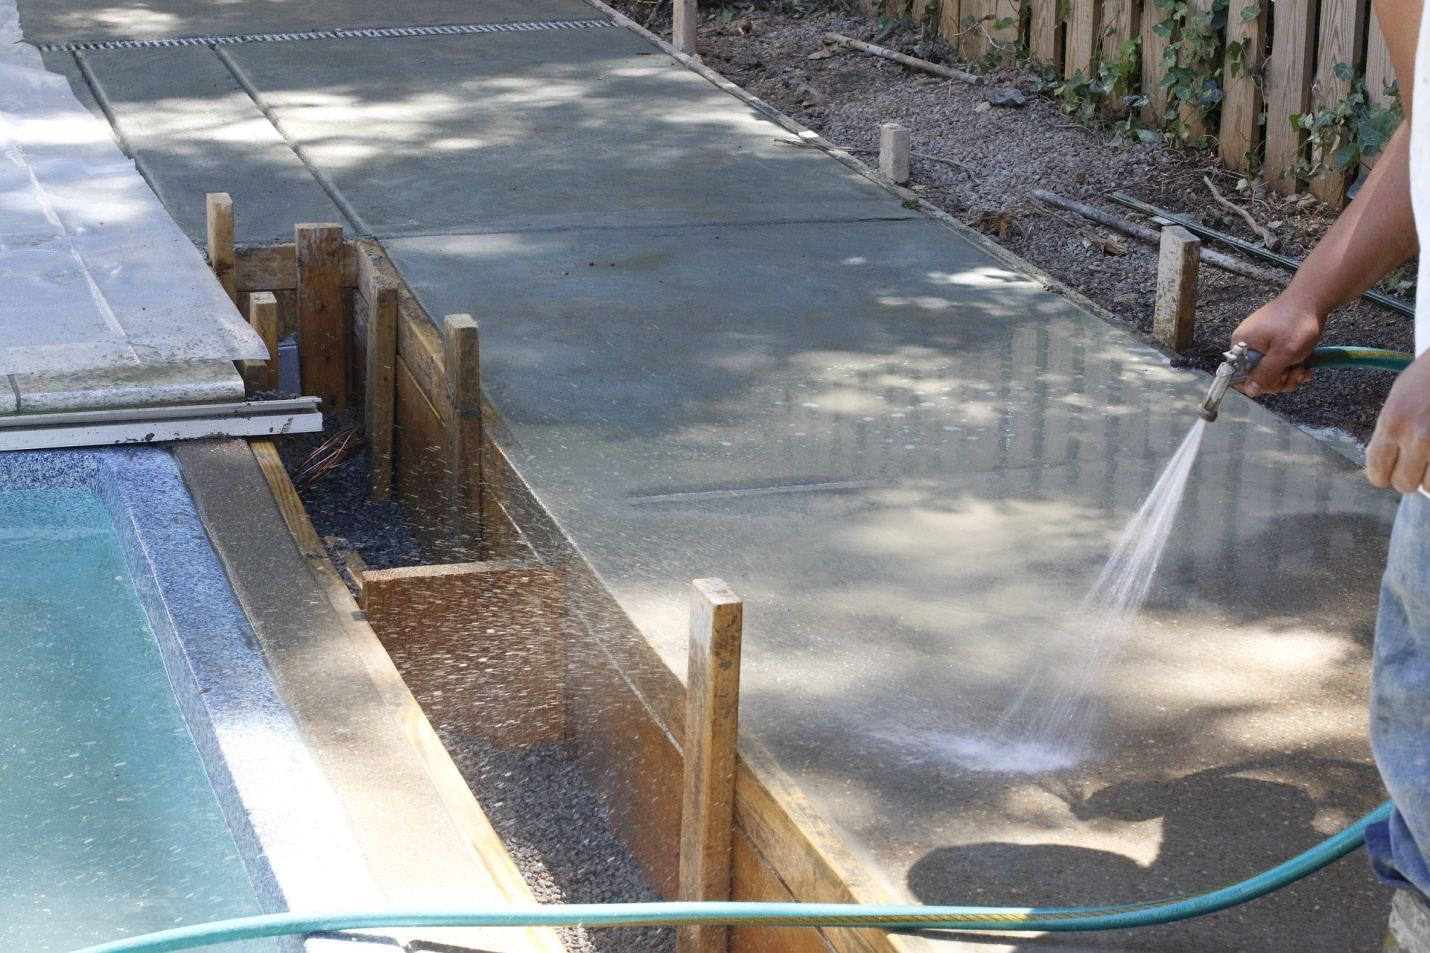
1366;431;1399;487
1392;451;1430;495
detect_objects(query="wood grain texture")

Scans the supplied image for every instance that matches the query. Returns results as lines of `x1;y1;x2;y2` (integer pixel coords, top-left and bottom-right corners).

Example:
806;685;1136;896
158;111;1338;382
1139;0;1170;126
1153;225;1199;351
673;0;697;52
1309;0;1370;202
1218;0;1266;170
205;192;236;305
443;314;483;560
1176;0;1213;140
248;291;279;392
1029;0;1062;66
365;276;399;504
731;832;838;953
1263;0;1316;192
395;356;449;553
235;242;357;292
361;561;565;748
1100;0;1138;113
678;580;744;953
1064;0;1100;78
296;223;348;410
1365;8;1397;106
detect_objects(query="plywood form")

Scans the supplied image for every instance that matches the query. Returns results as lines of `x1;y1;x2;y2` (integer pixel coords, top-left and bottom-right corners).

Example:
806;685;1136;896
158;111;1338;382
361;561;565;749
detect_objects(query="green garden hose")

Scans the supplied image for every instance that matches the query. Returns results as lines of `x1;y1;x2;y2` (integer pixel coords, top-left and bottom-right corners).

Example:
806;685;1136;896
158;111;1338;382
68;801;1391;953
1303;347;1416;374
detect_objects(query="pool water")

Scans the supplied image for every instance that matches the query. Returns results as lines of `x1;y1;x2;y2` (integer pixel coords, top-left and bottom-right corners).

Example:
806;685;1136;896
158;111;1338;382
0;487;270;952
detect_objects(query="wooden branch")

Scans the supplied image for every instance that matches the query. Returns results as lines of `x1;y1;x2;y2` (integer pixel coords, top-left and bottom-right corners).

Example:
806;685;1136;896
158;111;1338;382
1028;190;1288;286
1203;176;1280;250
824;33;983;85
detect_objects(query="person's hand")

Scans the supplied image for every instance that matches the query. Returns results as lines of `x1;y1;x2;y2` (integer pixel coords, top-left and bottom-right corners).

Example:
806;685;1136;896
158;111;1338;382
1228;294;1326;396
1367;352;1430;493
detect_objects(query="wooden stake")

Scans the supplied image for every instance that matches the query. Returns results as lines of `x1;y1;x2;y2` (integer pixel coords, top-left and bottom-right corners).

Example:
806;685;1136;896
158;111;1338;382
1153;225;1199;352
677;578;743;953
673;0;697;54
879;123;910;185
206;192;236;306
365;276;399;504
443;314;482;559
296;223;347;411
248;291;279;392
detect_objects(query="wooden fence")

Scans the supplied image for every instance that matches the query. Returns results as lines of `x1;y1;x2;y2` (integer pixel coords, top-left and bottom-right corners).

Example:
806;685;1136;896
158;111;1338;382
895;0;1400;203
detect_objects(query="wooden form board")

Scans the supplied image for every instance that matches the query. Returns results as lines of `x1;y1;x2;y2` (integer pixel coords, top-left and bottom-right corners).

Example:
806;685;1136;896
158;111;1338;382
296;224;348;411
361;560;565;748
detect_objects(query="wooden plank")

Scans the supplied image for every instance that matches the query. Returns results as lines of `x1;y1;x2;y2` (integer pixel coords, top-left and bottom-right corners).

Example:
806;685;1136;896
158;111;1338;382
1100;0;1138;113
235;242;357;292
1064;0;1100;78
986;0;1020;63
1176;0;1213;140
1029;0;1062;66
365;276;399;504
1139;0;1170;126
1153;225;1199;351
296;223;348;410
678;580;744;953
1218;0;1266;171
673;0;697;53
938;0;967;56
1262;0;1316;192
731;832;837;953
248;291;279;392
395;356;449;552
1309;0;1371;203
443;314;483;560
205;192;236;305
361;561;565;748
247;440;566;953
1365;7;1396;106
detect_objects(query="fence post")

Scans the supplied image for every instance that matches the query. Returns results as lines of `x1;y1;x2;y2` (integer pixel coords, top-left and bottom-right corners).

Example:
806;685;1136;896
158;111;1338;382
673;0;697;54
1262;0;1316;194
879;123;910;185
677;579;744;953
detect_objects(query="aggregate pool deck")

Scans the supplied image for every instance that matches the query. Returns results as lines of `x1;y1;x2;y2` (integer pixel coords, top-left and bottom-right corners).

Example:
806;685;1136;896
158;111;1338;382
24;1;1403;949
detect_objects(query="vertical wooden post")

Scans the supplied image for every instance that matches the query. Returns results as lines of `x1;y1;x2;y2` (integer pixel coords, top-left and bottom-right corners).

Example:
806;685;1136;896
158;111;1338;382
1100;0;1138;114
673;0;697;54
1153;226;1199;352
296;223;347;412
879;123;910;185
206;192;236;306
1365;9;1397;108
1262;0;1316;194
677;578;743;953
248;291;279;392
1139;0;1170;127
443;314;482;559
1218;0;1266;172
365;276;399;504
1063;0;1100;79
1029;0;1063;67
1308;0;1370;204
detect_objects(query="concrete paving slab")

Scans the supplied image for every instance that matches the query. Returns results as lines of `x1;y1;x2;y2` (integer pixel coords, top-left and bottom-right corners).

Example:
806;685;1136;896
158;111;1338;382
388;219;1396;952
223;28;920;235
47;45;346;242
17;0;598;44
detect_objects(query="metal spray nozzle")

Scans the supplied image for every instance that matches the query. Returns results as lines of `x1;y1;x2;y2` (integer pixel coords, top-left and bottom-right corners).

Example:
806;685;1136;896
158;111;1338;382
1196;341;1262;422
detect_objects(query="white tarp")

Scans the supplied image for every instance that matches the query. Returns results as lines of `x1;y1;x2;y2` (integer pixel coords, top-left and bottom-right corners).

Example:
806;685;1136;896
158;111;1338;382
0;0;265;393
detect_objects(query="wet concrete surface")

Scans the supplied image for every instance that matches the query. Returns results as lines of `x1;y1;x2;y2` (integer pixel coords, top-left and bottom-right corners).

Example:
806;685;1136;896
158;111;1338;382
22;2;1404;949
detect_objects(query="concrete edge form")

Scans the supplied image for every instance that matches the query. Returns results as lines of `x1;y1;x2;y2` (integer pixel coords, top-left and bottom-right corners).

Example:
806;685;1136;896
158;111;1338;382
176;437;567;953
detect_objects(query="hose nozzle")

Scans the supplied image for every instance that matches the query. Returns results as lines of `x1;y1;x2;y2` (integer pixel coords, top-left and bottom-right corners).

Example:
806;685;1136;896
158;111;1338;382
1197;341;1262;422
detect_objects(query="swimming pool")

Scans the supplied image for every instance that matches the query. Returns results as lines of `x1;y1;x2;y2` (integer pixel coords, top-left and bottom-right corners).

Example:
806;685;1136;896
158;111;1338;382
0;447;371;952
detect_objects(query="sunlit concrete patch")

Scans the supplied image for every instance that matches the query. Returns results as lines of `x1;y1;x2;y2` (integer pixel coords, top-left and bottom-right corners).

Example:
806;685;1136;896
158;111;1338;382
222;27;921;234
14;0;597;44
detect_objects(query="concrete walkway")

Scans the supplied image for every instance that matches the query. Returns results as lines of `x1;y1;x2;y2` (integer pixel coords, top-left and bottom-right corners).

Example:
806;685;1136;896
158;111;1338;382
25;1;1401;949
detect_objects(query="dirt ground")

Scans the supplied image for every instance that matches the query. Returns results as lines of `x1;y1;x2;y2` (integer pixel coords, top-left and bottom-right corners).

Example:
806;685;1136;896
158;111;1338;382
613;0;1416;446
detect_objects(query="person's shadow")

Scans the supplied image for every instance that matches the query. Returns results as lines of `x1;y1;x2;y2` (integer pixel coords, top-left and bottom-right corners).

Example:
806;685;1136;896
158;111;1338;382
905;760;1390;951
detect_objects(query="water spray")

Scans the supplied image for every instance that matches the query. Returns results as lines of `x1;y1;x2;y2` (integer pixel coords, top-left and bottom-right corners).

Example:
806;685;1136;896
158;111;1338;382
1197;343;1414;422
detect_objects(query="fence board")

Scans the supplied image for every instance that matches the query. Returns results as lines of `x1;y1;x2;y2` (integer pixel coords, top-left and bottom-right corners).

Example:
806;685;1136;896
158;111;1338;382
1365;7;1396;106
1100;0;1138;112
1177;0;1215;140
1218;0;1266;170
1064;0;1101;77
1309;0;1371;202
1030;0;1062;66
1139;0;1170;126
1263;0;1317;192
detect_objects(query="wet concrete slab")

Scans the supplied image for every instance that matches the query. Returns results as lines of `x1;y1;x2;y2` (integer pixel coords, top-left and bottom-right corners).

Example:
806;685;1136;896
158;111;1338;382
42;46;348;242
389;220;1397;951
218;28;919;235
16;0;597;44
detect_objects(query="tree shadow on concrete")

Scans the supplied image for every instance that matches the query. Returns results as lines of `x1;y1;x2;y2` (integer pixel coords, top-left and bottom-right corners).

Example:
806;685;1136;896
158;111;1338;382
905;760;1391;952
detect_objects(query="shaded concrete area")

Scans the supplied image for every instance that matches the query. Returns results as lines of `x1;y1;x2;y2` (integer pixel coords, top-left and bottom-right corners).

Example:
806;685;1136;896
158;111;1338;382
25;1;1403;949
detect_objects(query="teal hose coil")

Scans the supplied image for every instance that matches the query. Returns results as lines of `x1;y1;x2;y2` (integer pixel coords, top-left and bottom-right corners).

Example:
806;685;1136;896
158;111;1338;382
68;801;1391;953
1304;346;1415;373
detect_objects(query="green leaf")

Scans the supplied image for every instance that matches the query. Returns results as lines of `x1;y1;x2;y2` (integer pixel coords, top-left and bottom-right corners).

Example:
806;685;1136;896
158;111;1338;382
1333;62;1355;81
1331;140;1360;170
1240;1;1261;20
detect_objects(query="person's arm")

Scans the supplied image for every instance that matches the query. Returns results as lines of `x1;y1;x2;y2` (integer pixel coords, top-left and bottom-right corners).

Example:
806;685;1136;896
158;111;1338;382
1231;125;1417;395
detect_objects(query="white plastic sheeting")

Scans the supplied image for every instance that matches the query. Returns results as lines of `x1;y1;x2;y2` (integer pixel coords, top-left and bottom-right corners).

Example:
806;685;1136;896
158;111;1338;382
0;0;265;404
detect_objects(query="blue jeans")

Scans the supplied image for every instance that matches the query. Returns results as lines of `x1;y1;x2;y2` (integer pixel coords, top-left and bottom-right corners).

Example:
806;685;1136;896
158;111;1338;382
1369;491;1430;898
